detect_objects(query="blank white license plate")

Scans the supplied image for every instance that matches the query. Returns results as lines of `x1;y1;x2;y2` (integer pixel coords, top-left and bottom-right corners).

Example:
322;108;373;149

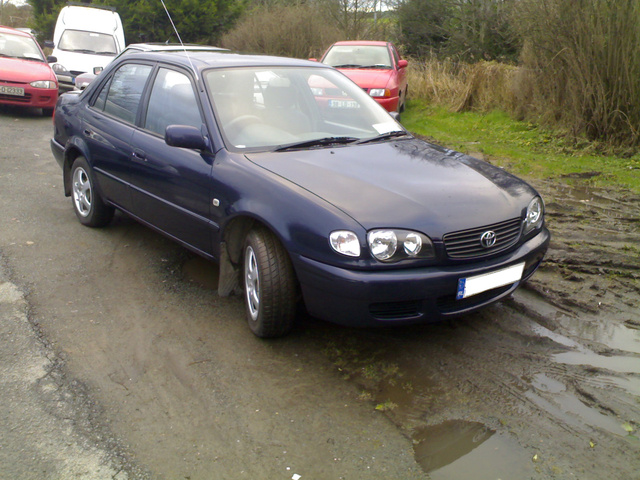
456;263;525;300
0;86;25;96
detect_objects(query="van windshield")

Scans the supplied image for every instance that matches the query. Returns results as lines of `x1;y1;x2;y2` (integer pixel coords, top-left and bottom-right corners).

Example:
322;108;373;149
58;29;117;55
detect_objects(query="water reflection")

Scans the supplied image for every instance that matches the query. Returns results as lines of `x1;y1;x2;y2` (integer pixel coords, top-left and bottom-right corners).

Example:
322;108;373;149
413;421;534;479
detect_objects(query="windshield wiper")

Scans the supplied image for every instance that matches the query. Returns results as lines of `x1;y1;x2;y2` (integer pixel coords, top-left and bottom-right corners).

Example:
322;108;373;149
70;49;97;54
359;65;391;69
356;131;410;145
331;64;362;68
275;136;358;152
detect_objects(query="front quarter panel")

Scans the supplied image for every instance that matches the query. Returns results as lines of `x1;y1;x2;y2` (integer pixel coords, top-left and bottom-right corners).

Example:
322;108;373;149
213;151;367;269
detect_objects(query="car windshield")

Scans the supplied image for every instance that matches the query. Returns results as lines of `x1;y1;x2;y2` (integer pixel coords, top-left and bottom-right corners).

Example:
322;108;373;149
204;66;403;152
58;30;117;55
0;32;45;61
322;45;392;69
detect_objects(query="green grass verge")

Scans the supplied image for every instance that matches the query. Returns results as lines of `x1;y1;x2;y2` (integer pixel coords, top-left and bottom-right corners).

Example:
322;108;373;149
402;100;640;194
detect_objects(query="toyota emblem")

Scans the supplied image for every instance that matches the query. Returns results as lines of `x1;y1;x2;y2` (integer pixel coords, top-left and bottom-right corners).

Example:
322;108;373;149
480;230;497;248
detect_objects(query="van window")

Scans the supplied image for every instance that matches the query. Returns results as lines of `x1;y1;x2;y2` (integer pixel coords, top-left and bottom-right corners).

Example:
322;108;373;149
92;63;152;124
144;68;202;136
58;29;117;55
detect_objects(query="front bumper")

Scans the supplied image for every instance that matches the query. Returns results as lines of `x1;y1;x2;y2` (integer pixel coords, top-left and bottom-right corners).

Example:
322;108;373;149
292;227;550;327
54;73;76;92
373;95;400;112
0;86;58;110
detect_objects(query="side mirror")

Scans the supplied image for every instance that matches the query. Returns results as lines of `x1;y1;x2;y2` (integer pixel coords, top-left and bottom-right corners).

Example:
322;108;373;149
44;40;54;49
165;125;208;151
398;59;408;69
47;55;57;63
93;66;103;75
389;112;401;122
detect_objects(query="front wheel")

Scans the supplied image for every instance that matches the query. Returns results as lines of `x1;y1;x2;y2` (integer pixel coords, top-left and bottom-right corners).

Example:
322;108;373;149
243;227;297;338
70;156;114;227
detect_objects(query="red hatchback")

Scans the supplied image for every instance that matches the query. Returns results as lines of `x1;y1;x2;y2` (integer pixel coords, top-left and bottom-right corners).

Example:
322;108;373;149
319;41;408;113
0;26;58;115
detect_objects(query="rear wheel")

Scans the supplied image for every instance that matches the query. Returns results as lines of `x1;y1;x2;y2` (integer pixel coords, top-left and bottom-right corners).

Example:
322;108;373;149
70;156;114;227
243;227;296;338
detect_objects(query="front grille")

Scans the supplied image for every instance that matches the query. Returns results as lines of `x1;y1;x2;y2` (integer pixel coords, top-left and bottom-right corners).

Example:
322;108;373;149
443;218;522;259
369;300;422;320
0;93;31;103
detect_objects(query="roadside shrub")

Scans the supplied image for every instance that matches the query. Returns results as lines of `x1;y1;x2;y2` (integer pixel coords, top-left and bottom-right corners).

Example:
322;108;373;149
407;57;517;113
512;0;640;147
220;3;341;59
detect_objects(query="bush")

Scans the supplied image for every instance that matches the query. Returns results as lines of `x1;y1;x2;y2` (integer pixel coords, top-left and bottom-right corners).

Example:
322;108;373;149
512;0;640;147
220;3;342;59
406;57;517;113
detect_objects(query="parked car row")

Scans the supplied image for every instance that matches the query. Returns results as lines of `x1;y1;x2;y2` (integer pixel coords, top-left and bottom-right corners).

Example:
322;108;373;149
50;49;549;338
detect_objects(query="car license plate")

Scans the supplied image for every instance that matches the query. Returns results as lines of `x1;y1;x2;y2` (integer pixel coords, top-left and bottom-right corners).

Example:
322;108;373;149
0;85;25;96
329;99;360;109
456;262;525;300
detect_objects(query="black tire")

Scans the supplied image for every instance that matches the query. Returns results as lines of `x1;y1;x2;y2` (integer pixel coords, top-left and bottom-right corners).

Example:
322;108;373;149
243;227;297;338
70;156;114;227
399;87;408;113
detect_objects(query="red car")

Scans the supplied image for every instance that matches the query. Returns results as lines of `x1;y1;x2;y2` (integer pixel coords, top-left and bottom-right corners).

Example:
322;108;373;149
0;26;58;116
319;41;408;113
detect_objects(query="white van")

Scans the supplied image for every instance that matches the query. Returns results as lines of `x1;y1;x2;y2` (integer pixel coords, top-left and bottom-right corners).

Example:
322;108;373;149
46;5;125;91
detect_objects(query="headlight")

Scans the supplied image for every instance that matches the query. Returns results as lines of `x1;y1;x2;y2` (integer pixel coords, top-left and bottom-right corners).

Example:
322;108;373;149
523;196;544;234
51;63;69;75
30;80;57;89
369;88;390;98
369;230;397;260
330;230;361;257
368;229;435;262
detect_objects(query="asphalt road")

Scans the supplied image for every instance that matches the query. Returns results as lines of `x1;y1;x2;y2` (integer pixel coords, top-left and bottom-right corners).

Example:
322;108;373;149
0;106;424;479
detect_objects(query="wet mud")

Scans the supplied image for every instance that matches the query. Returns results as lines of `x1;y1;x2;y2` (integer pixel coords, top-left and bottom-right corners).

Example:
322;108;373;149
299;179;640;479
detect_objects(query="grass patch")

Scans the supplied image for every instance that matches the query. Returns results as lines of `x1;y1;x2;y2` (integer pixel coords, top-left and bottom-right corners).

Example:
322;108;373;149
402;100;640;194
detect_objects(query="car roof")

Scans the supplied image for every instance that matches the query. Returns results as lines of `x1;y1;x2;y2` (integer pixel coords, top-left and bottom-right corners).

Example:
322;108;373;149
124;43;230;53
0;25;33;38
119;50;328;72
330;40;390;47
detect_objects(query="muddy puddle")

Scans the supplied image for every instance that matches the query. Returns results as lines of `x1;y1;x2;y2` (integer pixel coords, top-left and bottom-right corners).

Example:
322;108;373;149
413;420;534;479
179;181;639;478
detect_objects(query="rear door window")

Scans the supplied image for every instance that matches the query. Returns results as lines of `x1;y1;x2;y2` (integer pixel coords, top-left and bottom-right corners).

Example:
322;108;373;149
91;63;152;124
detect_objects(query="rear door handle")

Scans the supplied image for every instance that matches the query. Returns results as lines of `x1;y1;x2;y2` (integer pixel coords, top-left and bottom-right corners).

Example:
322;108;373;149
132;148;147;162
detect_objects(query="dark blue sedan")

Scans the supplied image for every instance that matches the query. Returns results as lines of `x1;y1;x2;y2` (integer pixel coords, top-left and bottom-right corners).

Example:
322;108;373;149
50;50;550;337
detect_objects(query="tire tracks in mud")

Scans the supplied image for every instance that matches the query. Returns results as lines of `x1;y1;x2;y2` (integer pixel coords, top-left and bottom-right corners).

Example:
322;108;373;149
321;179;640;479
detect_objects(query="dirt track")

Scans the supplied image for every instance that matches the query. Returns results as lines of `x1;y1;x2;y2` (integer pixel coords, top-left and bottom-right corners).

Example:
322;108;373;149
1;107;639;479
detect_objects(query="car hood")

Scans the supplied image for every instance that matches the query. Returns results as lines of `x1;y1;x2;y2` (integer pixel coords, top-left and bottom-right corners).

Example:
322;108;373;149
51;50;115;74
0;57;56;83
337;68;394;89
245;139;535;238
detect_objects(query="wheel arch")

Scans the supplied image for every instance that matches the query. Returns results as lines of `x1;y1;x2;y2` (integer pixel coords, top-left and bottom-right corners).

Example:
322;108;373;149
62;139;91;197
217;214;299;297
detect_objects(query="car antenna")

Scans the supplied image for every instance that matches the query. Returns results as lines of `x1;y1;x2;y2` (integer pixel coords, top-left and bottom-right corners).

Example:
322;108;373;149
159;0;198;81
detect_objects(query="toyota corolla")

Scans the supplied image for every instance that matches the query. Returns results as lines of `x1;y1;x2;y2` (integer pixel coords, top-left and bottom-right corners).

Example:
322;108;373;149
50;50;549;337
